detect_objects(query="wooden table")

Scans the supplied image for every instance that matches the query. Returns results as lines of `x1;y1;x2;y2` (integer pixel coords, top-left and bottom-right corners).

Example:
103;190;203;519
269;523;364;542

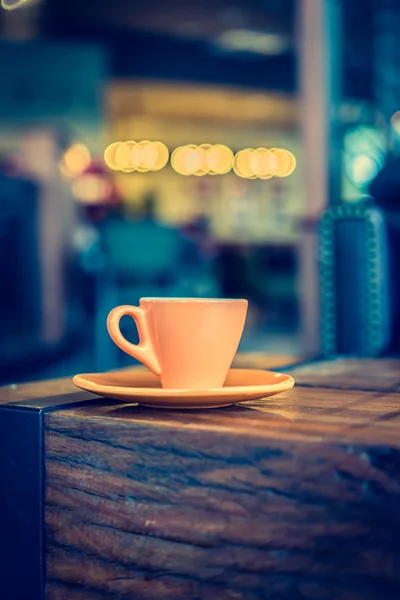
1;357;400;600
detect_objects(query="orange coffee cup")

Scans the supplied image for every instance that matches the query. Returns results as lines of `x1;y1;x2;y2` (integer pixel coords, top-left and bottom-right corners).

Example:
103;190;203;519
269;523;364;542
107;298;248;390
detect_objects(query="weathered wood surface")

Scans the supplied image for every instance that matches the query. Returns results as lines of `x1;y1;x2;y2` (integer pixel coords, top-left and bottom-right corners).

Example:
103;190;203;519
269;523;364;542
0;353;298;406
44;358;400;600
288;357;400;392
0;376;78;404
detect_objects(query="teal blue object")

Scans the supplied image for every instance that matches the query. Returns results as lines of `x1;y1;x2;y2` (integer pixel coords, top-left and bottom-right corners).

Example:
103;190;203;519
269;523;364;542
101;218;184;278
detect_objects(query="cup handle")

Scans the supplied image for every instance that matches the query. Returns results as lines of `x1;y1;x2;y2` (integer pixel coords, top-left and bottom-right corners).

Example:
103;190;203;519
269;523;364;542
107;305;161;376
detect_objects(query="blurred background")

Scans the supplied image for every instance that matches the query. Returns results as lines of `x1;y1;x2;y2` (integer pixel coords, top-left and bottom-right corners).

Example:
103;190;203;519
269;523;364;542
0;0;399;384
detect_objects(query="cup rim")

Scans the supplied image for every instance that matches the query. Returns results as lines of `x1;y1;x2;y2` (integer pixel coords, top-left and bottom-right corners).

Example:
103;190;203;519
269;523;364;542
140;297;248;303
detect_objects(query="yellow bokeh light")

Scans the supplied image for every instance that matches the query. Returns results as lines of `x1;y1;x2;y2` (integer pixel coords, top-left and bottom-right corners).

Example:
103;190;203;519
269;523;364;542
104;140;294;178
171;145;204;176
171;146;192;175
140;141;158;169
277;149;296;177
270;148;290;176
233;146;296;179
72;174;112;204
187;146;207;174
130;142;144;169
206;144;234;174
1;0;31;10
115;141;136;172
249;148;273;178
171;144;233;176
152;141;169;170
104;142;121;171
105;140;170;173
233;149;254;178
61;143;91;178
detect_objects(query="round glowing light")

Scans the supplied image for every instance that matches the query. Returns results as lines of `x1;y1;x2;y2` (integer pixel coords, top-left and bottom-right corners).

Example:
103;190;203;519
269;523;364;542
233;149;255;178
104;142;122;171
130;141;153;172
250;147;278;177
187;146;207;174
172;146;191;175
172;144;234;176
72;174;112;204
346;154;379;187
130;142;144;169
105;140;169;173
249;148;273;178
140;142;158;169
270;148;290;176
152;141;169;170
232;146;296;179
248;148;262;176
277;150;296;177
61;143;91;177
171;145;208;176
261;149;277;177
206;144;234;174
115;141;136;172
198;143;213;174
265;150;279;175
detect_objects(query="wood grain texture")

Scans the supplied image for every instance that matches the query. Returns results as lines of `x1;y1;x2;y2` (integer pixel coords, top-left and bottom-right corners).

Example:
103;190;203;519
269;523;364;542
0;353;299;406
288;358;400;392
0;376;78;405
45;359;400;600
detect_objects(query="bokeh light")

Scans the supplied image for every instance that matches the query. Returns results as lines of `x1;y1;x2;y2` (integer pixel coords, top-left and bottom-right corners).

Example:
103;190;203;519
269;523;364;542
270;148;290;176
206;144;234;174
344;127;385;190
233;147;296;179
215;30;290;56
233;149;255;178
72;174;112;204
104;141;121;171
346;154;380;188
172;144;234;176
104;141;295;178
115;141;137;172
59;143;91;178
172;145;206;176
277;149;296;177
1;0;32;9
152;141;169;170
104;141;170;173
171;145;195;175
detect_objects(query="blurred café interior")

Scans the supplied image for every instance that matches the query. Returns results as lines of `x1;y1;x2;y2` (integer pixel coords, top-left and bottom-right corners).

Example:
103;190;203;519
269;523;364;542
0;0;399;384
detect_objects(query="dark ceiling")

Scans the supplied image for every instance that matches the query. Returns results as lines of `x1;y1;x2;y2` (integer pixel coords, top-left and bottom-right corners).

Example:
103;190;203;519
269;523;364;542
41;0;296;91
0;0;379;98
44;0;294;40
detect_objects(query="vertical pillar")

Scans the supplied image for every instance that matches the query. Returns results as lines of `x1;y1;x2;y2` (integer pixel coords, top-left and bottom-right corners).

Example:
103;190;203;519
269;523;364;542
297;0;342;355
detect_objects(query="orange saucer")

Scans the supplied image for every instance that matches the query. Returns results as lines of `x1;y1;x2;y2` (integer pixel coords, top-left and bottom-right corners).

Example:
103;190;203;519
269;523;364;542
73;368;295;409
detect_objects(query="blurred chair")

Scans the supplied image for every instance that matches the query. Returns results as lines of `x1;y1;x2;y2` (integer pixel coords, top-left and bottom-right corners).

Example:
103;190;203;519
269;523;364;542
92;213;218;371
319;202;392;357
0;173;41;369
251;247;298;329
